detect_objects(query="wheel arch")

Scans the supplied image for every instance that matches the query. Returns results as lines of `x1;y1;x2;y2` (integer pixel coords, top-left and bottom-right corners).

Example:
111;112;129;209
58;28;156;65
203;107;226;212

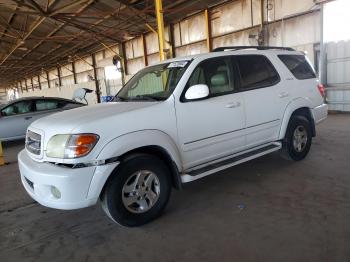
90;130;183;201
279;98;316;140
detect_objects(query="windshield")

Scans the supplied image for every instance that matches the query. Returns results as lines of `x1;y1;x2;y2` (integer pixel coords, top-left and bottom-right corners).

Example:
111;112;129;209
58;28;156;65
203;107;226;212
115;61;189;101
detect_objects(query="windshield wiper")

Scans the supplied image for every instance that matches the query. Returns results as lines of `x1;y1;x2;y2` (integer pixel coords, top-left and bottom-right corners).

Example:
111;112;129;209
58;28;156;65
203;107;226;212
132;95;164;101
114;96;128;102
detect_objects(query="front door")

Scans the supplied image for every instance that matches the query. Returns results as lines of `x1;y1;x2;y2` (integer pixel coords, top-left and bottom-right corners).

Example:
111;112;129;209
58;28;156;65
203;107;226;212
0;100;35;140
175;57;246;170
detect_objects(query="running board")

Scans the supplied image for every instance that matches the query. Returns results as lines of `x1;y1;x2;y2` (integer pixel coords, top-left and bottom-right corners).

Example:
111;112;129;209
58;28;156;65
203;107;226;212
181;142;282;183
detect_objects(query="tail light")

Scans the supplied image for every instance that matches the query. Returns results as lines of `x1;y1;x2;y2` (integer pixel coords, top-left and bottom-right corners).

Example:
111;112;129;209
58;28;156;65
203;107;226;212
317;84;326;98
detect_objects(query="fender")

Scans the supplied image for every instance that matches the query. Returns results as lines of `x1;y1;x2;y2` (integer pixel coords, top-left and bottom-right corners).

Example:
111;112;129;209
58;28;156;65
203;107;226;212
87;130;183;199
278;97;314;140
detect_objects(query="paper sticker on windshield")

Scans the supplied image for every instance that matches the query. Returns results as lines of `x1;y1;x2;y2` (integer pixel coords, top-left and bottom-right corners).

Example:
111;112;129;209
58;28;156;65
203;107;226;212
167;61;188;68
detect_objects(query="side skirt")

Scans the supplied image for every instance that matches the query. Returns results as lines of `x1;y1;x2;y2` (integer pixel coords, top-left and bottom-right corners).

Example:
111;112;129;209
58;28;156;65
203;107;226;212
180;142;282;183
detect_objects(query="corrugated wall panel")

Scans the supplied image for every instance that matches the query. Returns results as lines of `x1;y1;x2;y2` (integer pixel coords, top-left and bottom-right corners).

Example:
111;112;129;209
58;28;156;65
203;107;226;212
175;41;207;57
211;0;253;37
60;64;73;77
127;57;145;75
325;40;350;112
147;53;160;65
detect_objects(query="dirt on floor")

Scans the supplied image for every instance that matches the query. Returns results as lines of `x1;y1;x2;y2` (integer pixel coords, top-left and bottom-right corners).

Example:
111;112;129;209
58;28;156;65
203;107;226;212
0;114;350;262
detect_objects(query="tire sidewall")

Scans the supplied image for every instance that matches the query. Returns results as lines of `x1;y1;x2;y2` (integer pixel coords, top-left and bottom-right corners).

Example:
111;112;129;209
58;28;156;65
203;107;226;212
105;154;171;227
285;115;312;161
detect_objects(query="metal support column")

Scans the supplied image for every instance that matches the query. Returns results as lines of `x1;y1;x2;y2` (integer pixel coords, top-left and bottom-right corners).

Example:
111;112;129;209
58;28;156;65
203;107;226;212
92;53;101;103
30;77;34;91
319;3;326;85
72;61;77;84
204;9;212;52
142;34;148;66
169;23;175;58
57;66;62;86
155;0;166;61
38;75;41;90
119;43;127;86
46;71;51;88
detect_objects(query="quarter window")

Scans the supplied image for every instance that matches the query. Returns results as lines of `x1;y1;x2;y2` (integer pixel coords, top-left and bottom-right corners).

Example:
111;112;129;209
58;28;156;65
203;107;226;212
187;58;234;96
278;55;316;80
235;55;280;90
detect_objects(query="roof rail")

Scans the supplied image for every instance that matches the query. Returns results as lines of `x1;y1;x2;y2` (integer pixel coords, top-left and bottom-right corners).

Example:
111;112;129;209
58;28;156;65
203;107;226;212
212;46;295;52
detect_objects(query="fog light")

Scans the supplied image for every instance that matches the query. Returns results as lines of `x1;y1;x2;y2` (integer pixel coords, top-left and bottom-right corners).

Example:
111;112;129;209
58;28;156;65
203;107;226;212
51;186;61;199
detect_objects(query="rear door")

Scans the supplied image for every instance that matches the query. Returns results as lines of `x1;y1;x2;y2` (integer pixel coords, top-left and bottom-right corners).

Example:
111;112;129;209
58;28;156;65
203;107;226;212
233;54;282;148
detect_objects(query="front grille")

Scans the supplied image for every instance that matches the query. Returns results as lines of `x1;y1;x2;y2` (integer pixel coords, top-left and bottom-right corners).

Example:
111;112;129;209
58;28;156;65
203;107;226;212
26;130;41;155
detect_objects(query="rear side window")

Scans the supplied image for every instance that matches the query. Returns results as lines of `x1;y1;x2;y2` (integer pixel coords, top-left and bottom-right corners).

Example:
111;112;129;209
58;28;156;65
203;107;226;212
235;55;280;90
278;55;316;80
35;100;59;111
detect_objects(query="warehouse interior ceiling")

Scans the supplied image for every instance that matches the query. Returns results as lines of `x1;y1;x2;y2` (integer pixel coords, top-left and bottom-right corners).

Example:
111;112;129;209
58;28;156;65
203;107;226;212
0;0;225;88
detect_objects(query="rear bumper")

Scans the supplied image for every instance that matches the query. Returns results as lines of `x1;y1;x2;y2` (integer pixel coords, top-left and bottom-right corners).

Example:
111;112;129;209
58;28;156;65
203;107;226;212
312;103;328;124
18;149;119;210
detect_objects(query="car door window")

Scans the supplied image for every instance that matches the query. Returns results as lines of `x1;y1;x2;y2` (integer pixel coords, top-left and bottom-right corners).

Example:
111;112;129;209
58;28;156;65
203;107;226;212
0;101;33;116
235;55;280;90
35;100;59;111
186;57;234;97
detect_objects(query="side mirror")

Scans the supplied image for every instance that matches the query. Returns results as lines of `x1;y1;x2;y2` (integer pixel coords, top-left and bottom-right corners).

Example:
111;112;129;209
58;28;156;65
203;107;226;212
185;84;209;100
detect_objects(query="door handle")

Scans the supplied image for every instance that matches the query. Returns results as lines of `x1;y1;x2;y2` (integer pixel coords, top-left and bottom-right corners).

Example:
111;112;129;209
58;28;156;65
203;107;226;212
278;92;289;98
226;101;241;108
24;116;32;120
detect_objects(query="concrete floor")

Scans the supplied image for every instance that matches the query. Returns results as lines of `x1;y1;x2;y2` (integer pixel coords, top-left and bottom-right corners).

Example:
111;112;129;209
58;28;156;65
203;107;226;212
0;114;350;262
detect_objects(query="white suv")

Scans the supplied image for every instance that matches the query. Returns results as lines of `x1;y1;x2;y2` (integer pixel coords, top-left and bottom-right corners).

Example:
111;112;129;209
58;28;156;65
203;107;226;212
18;46;328;226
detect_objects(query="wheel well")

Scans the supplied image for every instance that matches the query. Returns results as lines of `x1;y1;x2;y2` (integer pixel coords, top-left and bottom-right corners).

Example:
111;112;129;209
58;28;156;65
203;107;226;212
101;146;182;199
291;107;316;137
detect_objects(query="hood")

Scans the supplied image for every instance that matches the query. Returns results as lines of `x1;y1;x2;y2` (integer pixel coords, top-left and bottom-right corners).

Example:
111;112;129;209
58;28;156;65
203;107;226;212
31;101;159;132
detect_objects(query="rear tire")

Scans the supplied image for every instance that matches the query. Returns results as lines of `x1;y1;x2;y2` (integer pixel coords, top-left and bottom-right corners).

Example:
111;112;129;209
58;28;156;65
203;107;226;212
101;154;171;227
281;115;312;161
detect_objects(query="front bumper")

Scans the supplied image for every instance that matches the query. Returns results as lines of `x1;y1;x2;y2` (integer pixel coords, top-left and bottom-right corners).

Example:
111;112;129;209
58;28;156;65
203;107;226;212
18;149;119;210
312;103;328;124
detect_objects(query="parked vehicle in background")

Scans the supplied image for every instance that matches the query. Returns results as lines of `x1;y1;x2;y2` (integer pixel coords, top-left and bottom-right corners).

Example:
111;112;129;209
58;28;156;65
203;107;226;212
0;97;85;141
18;46;328;227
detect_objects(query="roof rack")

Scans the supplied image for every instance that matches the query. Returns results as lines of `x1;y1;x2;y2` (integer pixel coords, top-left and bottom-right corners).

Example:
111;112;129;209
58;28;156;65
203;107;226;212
212;46;295;52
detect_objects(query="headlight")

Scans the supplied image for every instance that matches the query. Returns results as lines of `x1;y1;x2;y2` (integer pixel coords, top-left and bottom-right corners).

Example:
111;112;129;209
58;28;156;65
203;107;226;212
46;134;99;158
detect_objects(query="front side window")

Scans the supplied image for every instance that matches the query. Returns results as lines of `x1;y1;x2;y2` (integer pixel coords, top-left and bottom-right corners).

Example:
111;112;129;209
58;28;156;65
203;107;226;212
278;55;316;80
235;55;280;90
0;100;33;116
116;61;189;101
186;58;234;96
35;100;59;111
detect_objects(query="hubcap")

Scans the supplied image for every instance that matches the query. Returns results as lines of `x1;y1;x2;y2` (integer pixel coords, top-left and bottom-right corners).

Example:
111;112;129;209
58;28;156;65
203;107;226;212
122;170;160;214
293;125;308;152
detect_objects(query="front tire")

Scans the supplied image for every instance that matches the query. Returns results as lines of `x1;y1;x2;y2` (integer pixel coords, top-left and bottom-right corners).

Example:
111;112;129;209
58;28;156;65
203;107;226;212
101;154;171;227
281;115;312;161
